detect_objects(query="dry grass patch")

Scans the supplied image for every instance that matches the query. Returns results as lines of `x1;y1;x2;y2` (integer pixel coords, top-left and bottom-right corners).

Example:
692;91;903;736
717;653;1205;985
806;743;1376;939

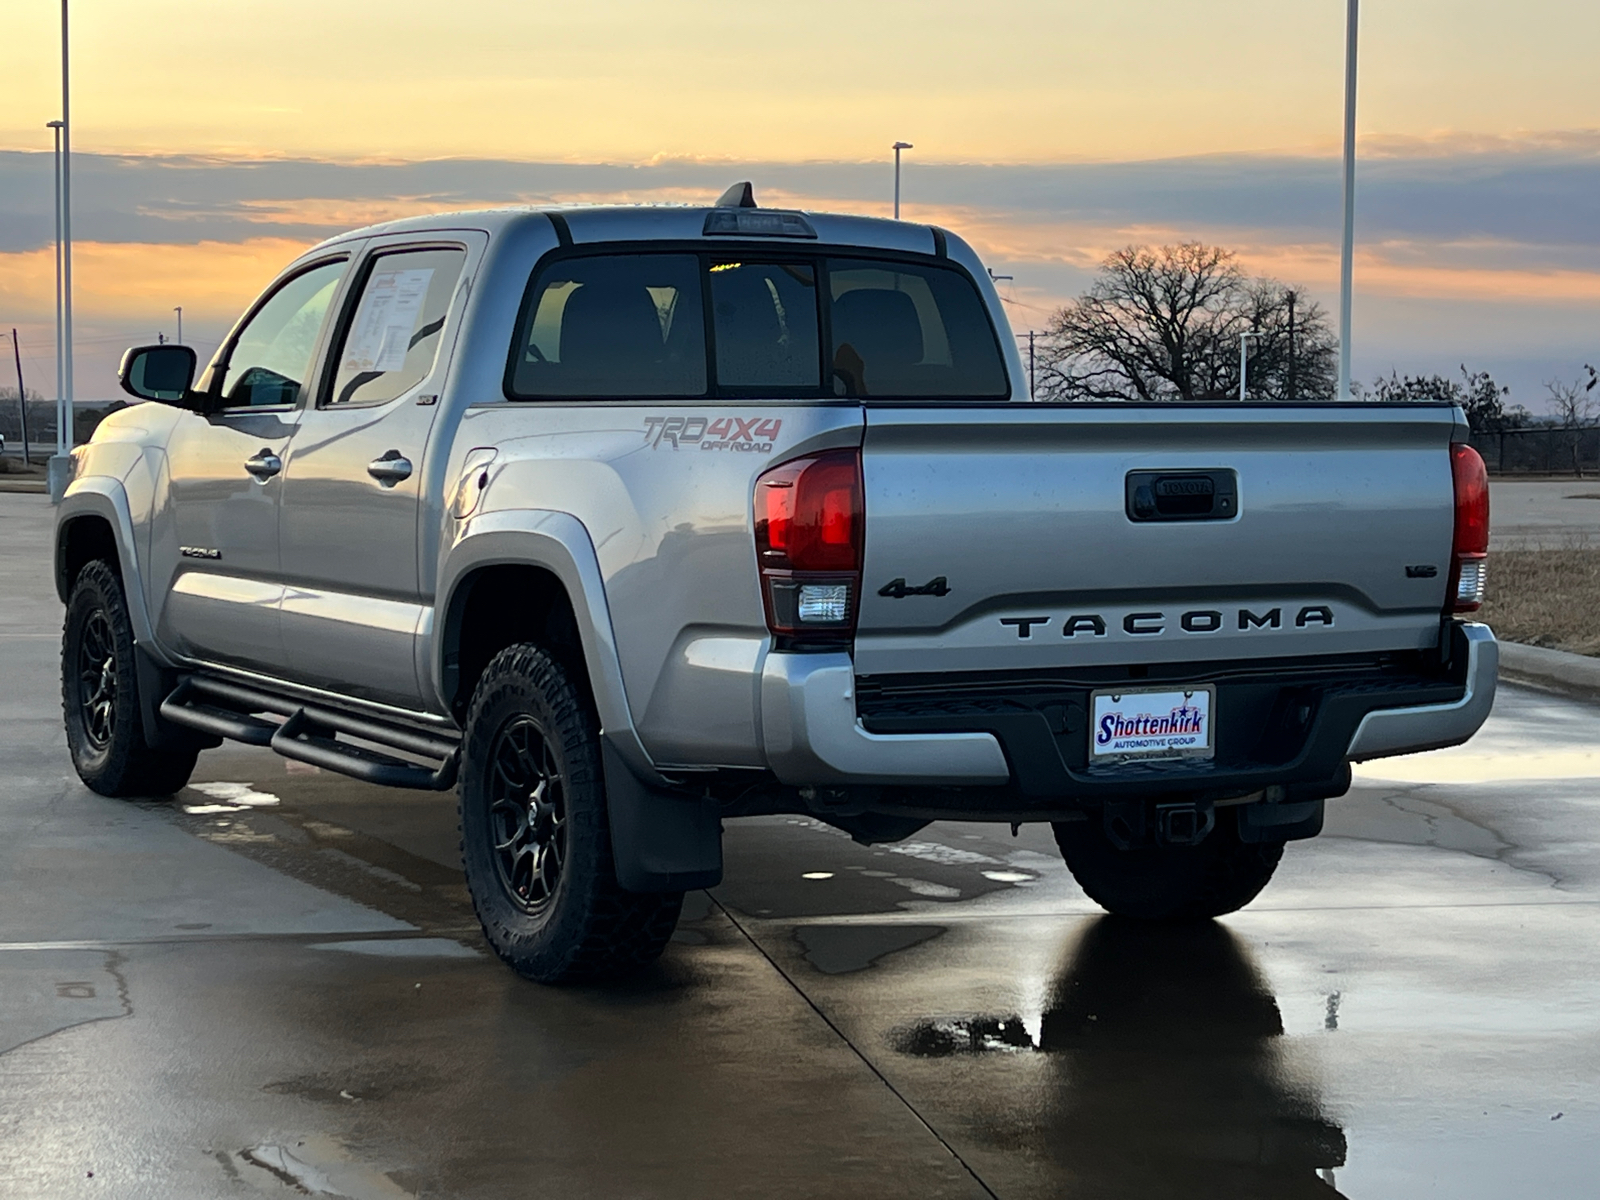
0;456;46;477
1480;546;1600;656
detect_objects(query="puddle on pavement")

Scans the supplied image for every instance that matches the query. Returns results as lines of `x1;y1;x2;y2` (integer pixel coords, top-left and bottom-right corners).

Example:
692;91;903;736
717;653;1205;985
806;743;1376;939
887;917;1350;1193
887;841;1001;867
168;791;478;936
262;1065;445;1106
183;780;283;814
233;1134;411;1198
794;923;946;974
306;938;479;959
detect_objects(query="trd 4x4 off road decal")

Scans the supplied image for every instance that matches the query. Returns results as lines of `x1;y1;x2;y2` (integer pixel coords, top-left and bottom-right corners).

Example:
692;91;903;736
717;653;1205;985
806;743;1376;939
643;415;783;452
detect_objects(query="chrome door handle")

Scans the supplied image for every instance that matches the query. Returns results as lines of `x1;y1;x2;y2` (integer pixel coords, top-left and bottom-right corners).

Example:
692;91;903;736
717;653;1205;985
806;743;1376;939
367;450;413;485
244;449;282;480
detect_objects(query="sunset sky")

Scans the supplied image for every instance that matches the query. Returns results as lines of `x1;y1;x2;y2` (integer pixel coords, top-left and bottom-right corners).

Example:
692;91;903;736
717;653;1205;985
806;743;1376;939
3;0;1598;407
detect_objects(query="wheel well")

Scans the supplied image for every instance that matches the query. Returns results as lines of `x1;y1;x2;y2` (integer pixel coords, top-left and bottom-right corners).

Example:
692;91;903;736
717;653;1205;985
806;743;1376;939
57;515;120;601
444;565;593;719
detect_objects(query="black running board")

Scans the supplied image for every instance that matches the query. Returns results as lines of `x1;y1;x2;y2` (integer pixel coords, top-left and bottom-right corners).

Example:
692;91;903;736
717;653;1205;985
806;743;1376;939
160;680;278;746
160;676;460;792
271;710;458;790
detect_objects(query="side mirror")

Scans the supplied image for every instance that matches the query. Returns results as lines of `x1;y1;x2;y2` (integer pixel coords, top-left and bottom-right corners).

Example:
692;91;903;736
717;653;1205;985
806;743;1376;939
118;344;202;408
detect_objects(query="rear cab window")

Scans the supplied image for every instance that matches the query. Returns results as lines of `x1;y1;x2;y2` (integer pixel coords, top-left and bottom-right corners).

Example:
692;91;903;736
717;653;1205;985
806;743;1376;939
505;247;1007;401
827;258;1008;399
709;260;821;393
511;254;706;398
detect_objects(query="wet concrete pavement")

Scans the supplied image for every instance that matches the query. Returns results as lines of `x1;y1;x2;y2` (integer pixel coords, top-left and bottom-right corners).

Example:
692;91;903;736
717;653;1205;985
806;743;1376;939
3;491;1598;1197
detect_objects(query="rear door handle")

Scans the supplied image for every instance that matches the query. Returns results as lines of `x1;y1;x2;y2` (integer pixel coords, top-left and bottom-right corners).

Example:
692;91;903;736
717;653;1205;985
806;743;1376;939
367;450;413;486
244;449;282;480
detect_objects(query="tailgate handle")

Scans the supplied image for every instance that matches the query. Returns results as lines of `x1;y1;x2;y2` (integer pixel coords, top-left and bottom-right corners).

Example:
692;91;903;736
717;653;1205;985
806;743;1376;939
1126;470;1237;522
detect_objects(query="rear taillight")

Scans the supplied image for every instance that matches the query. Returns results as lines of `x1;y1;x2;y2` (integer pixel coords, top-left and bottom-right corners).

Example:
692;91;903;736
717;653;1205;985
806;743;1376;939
1447;443;1489;613
754;449;864;638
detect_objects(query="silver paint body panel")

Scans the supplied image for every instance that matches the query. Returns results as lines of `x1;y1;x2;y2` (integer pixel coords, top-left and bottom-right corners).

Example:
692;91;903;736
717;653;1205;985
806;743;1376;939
57;204;1494;788
760;652;1010;785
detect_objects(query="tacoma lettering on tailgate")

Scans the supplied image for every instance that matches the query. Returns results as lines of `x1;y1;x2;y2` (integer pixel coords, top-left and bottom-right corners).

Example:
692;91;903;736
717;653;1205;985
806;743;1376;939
999;606;1336;639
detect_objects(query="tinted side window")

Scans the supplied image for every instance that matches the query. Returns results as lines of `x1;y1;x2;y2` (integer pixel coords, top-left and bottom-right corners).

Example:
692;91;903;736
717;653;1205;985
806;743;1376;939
220;259;346;408
510;254;706;398
327;247;466;406
709;260;821;391
827;259;1008;399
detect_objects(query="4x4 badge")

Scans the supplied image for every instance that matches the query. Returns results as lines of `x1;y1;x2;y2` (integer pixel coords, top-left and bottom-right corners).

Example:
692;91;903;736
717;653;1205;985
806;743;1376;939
879;576;951;599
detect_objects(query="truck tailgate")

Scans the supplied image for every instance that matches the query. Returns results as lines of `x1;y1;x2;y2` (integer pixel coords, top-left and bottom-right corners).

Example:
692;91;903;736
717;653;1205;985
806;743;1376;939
853;404;1463;677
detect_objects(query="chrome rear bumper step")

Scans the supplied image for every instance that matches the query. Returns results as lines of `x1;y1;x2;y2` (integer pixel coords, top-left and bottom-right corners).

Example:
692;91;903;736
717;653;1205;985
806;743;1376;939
159;676;460;792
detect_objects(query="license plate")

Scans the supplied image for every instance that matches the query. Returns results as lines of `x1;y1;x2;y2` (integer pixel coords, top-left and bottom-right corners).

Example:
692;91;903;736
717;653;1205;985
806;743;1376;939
1089;686;1215;762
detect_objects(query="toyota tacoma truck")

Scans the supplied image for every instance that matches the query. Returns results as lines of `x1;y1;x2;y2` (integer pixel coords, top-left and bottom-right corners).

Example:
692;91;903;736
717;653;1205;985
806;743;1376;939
56;187;1496;983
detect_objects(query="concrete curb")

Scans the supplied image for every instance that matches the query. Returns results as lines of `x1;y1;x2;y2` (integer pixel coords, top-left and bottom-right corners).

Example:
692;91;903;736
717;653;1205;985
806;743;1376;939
0;480;47;494
1499;640;1600;702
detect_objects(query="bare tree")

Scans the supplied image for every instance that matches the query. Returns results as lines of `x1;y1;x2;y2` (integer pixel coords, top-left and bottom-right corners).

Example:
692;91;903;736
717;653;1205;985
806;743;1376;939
1036;243;1336;402
1546;366;1599;476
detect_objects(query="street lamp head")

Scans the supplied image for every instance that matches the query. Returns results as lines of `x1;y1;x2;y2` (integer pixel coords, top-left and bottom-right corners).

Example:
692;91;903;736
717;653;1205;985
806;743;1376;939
892;141;913;150
46;120;64;129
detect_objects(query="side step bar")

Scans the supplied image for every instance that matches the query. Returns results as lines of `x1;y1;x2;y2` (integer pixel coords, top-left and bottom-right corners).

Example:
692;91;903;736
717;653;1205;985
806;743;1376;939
160;677;460;791
159;680;278;746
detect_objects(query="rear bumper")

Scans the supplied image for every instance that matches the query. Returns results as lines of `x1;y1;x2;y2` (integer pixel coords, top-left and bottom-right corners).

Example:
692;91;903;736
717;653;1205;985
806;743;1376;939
760;653;1011;785
1345;622;1497;760
760;623;1495;797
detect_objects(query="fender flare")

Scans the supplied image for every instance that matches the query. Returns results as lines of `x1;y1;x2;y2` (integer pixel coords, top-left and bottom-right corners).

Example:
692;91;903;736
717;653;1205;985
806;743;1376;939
57;477;206;750
434;509;664;788
55;477;169;663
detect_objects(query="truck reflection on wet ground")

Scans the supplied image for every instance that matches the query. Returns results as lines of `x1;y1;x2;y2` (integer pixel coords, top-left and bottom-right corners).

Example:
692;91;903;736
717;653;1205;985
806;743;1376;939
892;917;1349;1198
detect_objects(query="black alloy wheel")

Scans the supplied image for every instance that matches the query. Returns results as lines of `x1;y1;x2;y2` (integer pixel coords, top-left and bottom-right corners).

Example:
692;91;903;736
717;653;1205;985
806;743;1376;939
76;608;118;750
488;716;568;911
62;559;199;797
458;642;683;983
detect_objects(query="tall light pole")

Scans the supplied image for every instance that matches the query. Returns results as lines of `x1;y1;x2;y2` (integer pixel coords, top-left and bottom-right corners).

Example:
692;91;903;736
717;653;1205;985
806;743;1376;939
1239;330;1264;402
892;141;912;219
47;120;63;460
174;306;183;345
1337;0;1359;401
49;0;75;501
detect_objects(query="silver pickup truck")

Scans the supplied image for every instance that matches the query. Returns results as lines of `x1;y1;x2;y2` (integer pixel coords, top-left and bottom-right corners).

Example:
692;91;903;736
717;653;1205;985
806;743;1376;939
56;187;1496;982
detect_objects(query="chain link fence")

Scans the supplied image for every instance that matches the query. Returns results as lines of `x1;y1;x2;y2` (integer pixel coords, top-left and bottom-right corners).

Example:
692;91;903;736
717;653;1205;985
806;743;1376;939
1469;427;1600;477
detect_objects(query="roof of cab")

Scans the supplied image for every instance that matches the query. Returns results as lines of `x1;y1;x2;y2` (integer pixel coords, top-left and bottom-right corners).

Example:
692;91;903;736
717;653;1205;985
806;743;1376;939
306;204;946;261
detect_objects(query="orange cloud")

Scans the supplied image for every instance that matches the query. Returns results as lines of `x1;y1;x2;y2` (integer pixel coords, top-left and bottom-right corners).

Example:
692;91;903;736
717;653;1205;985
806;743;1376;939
0;237;317;322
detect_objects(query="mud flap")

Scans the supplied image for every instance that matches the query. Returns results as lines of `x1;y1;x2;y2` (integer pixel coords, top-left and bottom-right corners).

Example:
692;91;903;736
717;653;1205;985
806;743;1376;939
134;646;220;753
602;742;723;892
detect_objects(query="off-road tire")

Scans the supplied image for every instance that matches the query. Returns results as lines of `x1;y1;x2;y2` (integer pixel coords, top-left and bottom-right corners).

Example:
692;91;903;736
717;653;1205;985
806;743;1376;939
459;643;683;983
62;559;199;797
1053;808;1284;921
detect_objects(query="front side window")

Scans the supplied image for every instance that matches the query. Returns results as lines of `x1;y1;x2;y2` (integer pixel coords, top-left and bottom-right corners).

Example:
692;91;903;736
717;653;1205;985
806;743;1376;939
709;260;821;391
827;258;1008;399
219;259;346;408
327;247;466;406
510;254;706;398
